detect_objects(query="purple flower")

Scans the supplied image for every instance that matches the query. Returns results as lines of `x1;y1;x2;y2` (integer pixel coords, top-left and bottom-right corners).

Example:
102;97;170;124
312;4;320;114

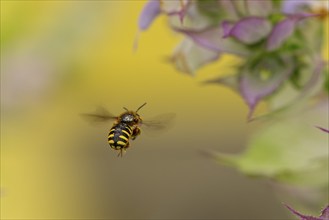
138;0;327;119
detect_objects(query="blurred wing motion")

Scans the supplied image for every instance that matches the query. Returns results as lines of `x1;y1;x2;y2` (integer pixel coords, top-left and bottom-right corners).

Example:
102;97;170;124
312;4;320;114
142;113;176;136
80;106;117;123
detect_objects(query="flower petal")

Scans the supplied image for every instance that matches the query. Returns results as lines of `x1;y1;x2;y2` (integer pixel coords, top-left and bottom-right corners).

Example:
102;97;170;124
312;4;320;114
285;204;329;220
174;26;250;56
245;0;273;17
250;57;325;122
218;0;239;20
203;75;239;93
239;58;293;120
171;39;220;74
160;0;188;14
282;0;313;14
138;0;161;31
316;126;329;133
224;17;272;44
296;58;326;99
169;2;213;31
285;204;311;219
266;14;316;51
320;206;329;218
160;0;189;23
230;0;247;17
221;21;234;38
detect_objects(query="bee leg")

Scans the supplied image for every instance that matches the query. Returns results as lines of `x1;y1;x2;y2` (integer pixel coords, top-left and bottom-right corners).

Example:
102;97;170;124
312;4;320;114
117;149;122;157
119;149;124;157
125;142;130;149
131;127;141;140
117;145;128;157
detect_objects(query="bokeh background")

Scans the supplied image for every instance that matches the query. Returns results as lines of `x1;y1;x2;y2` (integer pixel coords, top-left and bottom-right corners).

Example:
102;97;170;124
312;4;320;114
1;1;325;219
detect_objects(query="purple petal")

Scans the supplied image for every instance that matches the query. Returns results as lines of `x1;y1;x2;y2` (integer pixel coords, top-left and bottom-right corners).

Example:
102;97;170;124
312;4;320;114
285;204;329;220
226;17;272;44
239;59;293;120
316;126;329;134
267;14;316;51
266;17;297;51
250;57;325;122
171;39;220;74
285;204;320;220
138;0;161;31
282;0;313;14
320;206;329;218
285;204;309;219
222;21;234;38
246;0;273;17
174;26;250;56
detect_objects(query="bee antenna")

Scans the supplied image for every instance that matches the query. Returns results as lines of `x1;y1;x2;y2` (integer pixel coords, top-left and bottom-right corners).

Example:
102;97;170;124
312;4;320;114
136;102;147;112
123;107;129;111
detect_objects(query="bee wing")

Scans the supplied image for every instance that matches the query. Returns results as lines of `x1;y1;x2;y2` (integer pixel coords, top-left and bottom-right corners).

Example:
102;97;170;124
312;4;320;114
141;113;176;136
80;106;117;123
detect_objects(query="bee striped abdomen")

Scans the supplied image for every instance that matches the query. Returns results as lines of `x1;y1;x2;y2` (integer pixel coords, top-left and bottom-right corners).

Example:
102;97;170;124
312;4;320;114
108;123;132;149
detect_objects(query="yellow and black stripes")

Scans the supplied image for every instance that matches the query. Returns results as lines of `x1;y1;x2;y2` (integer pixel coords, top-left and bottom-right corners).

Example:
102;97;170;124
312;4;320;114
108;123;133;150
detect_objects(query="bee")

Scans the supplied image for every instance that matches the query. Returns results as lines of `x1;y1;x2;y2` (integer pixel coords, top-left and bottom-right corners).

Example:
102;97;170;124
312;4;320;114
81;103;175;157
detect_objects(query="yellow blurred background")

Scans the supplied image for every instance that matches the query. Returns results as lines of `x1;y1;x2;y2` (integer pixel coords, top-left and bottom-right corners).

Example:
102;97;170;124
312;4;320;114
2;1;324;219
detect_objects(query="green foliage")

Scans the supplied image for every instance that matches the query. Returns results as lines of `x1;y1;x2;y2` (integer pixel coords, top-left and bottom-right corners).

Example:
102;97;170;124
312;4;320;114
196;0;223;24
268;13;285;25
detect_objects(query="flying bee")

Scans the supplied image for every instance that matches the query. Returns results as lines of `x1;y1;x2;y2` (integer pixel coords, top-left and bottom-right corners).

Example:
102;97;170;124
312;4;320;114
81;103;175;157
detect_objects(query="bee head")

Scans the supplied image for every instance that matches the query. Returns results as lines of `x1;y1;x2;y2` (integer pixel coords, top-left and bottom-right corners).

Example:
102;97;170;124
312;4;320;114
120;103;146;125
120;112;142;124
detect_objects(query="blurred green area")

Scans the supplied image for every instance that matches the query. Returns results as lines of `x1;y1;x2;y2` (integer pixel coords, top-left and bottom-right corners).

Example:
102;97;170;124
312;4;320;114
0;1;327;219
